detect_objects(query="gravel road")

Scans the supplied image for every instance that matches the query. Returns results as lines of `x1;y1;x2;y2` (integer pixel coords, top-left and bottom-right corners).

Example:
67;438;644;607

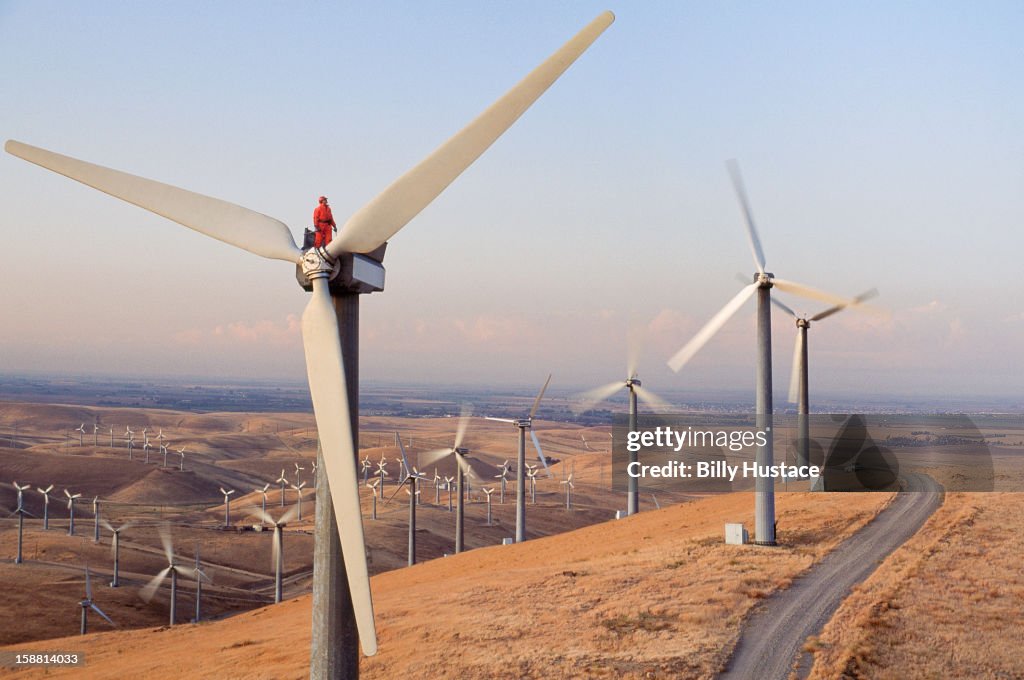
719;473;943;680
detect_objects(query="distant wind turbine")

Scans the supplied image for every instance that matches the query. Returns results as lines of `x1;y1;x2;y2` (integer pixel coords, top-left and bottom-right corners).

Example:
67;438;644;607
79;566;115;634
140;524;199;626
486;375;554;543
99;519;133;587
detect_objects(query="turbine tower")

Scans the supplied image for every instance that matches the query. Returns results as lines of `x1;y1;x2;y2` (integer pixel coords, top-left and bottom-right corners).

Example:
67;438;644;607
92;497;101;542
4;10;615;671
79;567;115;634
486;376;554;543
291;481;308;521
177;446;186;471
75;423;85;446
667;160;859;546
384;462;427;567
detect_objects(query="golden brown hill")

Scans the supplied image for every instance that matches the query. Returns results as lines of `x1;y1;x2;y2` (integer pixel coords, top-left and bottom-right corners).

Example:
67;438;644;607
3;490;891;679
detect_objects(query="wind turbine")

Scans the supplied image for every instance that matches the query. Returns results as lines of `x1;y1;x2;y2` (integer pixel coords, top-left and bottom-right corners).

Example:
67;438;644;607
367;478;381;520
276;469;289;508
192;545;212;623
12;482;33;564
126;431;135;461
420;406;479;553
177;446;186;471
93;422;100;447
251;507;300;604
361;456;372;485
37;484;54;530
220;487;235;527
773;289;879;469
291;481;308;521
140;524;197;626
376;457;389;489
109;426;114;448
561;474;575;510
92;497;101;542
143;434;152;464
65;489;82;536
481;487;495;526
527;466;539;504
575;349;672;515
384;458;427;567
294;462;306;489
486;375;554;543
494;463;511;505
667;160;860;546
79;567;115;635
99;519;132;587
4;10;615;668
444;476;455;512
255;483;271;517
75;423;86;446
161;441;170;467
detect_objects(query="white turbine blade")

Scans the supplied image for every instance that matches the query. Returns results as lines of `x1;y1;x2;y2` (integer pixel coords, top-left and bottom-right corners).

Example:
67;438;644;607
667;284;758;373
725;159;766;274
626;327;644;380
140;567;171;602
788;331;803;404
91;603;115;626
634;385;672;413
485;417;516;424
573;381;622;414
810;288;880;322
249;508;276;526
300;279;376;656
453;404;473;450
770;296;797;318
529;374;553;419
419;447;452;469
280;505;300;525
328;11;614;256
157;523;174;565
272;529;281;573
4;140;301;263
529;430;553;478
771;278;855;309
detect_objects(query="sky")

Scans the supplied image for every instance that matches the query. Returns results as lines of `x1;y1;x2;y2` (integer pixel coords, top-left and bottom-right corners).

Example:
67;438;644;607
0;1;1022;402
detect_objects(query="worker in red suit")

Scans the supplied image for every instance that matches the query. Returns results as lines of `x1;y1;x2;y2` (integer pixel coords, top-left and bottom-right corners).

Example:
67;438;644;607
313;196;336;248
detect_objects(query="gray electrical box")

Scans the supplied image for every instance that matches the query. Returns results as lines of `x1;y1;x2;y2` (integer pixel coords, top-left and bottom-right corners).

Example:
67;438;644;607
725;523;748;545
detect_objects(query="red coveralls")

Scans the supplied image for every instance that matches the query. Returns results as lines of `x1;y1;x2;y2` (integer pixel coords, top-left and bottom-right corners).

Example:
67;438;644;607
313;198;336;248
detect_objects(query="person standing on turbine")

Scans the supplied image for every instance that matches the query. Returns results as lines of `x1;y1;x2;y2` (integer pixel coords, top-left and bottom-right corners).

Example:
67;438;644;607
313;195;336;248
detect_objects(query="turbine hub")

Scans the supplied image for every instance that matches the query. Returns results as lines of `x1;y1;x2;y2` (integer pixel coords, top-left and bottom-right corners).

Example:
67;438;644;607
300;248;339;280
755;271;774;288
515;418;532;429
626;377;641;389
455;447;469;455
797;318;810;328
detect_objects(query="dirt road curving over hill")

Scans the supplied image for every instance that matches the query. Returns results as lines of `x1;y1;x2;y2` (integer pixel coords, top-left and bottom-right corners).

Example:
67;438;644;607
720;473;943;680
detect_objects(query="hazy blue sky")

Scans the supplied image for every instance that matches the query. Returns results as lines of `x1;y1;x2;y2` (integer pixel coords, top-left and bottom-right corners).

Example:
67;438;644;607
1;1;1021;400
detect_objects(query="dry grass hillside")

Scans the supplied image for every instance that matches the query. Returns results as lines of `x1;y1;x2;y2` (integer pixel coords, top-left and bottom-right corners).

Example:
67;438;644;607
806;492;1024;679
2;490;892;679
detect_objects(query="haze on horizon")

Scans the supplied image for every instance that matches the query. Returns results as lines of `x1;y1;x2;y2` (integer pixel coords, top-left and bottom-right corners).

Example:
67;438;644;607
1;2;1021;400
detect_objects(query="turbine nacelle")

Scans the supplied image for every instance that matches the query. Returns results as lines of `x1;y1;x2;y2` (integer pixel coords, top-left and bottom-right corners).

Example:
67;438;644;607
296;246;387;295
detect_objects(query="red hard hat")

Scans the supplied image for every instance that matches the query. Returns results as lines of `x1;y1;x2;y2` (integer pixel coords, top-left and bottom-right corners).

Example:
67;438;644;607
319;196;328;203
